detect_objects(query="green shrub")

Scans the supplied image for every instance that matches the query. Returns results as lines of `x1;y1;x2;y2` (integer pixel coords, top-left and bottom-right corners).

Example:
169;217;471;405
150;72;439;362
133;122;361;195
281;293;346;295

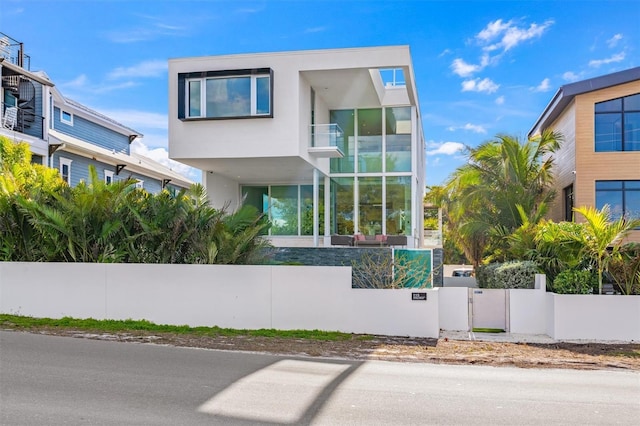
477;261;539;289
552;269;597;294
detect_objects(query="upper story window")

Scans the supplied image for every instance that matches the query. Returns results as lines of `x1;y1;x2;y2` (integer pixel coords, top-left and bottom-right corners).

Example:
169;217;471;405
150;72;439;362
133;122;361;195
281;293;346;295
178;68;273;120
61;110;73;126
595;93;640;152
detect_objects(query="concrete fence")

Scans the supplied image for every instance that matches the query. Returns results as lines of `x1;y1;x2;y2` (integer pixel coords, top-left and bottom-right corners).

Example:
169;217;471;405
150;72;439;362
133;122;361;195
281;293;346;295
0;262;440;338
0;263;638;341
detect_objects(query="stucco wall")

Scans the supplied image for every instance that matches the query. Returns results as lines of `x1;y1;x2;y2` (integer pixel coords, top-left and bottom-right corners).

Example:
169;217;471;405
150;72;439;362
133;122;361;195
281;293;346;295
0;262;439;338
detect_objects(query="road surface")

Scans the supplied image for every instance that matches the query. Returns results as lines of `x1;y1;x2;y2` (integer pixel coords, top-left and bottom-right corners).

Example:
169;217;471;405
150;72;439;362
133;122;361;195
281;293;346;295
1;331;639;425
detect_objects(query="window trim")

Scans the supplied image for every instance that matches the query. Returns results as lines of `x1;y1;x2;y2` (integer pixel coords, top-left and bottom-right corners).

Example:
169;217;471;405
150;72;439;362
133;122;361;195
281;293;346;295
594;93;640;152
135;179;144;189
60;109;74;126
178;68;273;120
59;157;72;184
104;170;114;184
595;180;640;225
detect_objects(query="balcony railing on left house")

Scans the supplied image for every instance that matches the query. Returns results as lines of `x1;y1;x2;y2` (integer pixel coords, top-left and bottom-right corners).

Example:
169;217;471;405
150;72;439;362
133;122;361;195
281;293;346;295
0;32;31;70
308;123;344;158
1;103;45;140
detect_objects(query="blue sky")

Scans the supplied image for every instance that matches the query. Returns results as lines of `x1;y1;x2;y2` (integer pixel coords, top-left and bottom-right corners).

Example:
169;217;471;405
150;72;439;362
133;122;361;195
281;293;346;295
1;0;638;185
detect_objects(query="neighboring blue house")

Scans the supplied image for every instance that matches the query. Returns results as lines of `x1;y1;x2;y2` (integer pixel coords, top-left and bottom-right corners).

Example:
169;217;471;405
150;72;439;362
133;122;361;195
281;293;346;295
0;32;192;193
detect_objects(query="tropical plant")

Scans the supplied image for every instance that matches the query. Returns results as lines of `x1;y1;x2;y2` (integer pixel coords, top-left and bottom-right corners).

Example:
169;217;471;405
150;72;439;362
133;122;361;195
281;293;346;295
570;205;640;295
429;130;562;267
551;269;597;294
0;137;65;261
605;243;640;295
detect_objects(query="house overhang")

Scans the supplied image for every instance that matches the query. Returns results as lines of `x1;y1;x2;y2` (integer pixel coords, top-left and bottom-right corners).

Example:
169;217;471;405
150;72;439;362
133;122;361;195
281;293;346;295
0;58;54;87
529;66;640;137
49;129;193;188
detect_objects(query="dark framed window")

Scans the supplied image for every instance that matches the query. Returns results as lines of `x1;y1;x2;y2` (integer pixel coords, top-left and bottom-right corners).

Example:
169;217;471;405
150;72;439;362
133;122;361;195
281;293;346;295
178;68;273;120
595;93;640;152
595;180;640;223
563;184;574;221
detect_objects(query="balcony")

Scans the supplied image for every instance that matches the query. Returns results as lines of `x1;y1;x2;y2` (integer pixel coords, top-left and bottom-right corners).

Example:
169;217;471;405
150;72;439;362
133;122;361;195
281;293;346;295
308;123;344;158
2;103;45;140
0;32;30;70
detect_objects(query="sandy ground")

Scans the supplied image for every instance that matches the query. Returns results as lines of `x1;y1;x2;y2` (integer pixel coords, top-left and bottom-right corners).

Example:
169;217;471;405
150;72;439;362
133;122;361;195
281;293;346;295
5;326;639;371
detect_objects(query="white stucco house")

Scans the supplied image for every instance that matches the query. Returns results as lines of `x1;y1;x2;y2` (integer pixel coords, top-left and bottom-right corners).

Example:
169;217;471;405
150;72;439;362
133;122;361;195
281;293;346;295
168;46;425;247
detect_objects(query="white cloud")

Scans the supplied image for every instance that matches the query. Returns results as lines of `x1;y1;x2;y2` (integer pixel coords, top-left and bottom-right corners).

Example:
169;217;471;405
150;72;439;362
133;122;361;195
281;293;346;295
97;109;168;130
495;96;505;105
533;78;551;92
448;123;487;134
461;77;499;94
476;19;512;42
589;52;626;68
438;49;452;57
304;26;326;33
426;141;465;156
60;75;138;95
476;18;554;53
562;71;580;82
105;16;189;43
607;34;623;48
451;58;481;77
107;60;167;80
131;138;200;181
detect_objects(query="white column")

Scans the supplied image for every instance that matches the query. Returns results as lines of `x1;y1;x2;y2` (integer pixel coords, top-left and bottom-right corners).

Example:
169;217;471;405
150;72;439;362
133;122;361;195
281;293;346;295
313;168;319;247
324;175;331;245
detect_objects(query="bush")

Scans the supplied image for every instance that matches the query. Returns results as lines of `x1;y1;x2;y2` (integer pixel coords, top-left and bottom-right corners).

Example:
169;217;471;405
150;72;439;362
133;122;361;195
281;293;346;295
552;269;597;294
477;261;539;289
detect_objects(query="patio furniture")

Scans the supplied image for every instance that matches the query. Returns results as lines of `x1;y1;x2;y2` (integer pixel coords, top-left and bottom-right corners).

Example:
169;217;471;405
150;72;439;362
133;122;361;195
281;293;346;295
330;234;354;246
2;107;17;130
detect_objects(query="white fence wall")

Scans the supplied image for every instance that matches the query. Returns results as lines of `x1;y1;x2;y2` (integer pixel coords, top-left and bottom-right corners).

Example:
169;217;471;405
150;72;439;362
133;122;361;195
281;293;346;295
0;262;440;338
437;287;469;331
548;294;640;341
1;263;639;341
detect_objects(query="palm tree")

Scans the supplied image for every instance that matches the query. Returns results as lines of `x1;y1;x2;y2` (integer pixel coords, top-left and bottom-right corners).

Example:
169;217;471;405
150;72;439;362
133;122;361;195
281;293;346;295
572;205;640;294
437;130;562;266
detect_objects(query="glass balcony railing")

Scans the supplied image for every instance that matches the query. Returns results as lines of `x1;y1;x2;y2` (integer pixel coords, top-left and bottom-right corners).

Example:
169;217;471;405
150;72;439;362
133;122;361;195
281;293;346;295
310;123;343;149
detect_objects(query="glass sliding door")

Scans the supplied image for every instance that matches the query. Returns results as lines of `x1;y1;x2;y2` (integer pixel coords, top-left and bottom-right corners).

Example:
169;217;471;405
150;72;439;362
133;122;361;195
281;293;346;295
330;178;354;235
300;184;324;236
386;176;412;235
270;186;299;235
358;177;382;235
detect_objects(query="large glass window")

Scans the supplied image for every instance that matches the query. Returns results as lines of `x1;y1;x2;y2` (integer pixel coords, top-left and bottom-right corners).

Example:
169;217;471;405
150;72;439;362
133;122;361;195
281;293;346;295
330;110;355;173
386;176;412;235
330;178;354;234
386;107;412;172
595;93;640;152
595;180;640;222
242;184;323;236
183;71;271;119
358;177;382;235
357;109;382;173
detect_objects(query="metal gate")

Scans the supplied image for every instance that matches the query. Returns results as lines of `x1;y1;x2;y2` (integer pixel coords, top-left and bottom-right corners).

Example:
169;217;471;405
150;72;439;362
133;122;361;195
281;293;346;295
469;288;508;331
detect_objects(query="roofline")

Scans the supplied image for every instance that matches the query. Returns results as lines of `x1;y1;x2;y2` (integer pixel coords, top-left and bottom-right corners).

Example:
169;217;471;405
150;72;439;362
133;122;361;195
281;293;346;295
168;45;411;63
528;66;640;137
0;57;55;87
49;129;192;188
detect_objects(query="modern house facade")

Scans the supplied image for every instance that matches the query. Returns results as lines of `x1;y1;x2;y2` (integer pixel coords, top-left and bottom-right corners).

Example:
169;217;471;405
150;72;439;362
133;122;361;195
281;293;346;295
529;67;640;242
1;32;192;193
168;46;426;248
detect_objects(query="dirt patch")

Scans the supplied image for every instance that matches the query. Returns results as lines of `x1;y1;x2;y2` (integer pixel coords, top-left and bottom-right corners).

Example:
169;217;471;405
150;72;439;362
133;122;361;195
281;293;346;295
5;326;639;371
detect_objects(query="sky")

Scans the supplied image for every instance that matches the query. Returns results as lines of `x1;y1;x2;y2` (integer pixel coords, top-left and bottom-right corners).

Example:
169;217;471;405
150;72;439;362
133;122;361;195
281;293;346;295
1;0;638;185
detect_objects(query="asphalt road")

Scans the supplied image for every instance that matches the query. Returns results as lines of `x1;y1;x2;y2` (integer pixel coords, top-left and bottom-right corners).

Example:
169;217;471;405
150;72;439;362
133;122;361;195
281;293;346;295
1;331;639;425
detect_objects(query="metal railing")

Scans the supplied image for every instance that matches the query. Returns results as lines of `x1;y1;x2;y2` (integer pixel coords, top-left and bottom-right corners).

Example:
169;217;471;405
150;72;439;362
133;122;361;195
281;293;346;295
1;103;45;139
0;32;30;69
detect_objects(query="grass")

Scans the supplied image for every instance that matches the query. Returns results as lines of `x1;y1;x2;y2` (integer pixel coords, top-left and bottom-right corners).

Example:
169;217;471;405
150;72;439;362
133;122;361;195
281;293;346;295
0;314;355;341
472;328;506;333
